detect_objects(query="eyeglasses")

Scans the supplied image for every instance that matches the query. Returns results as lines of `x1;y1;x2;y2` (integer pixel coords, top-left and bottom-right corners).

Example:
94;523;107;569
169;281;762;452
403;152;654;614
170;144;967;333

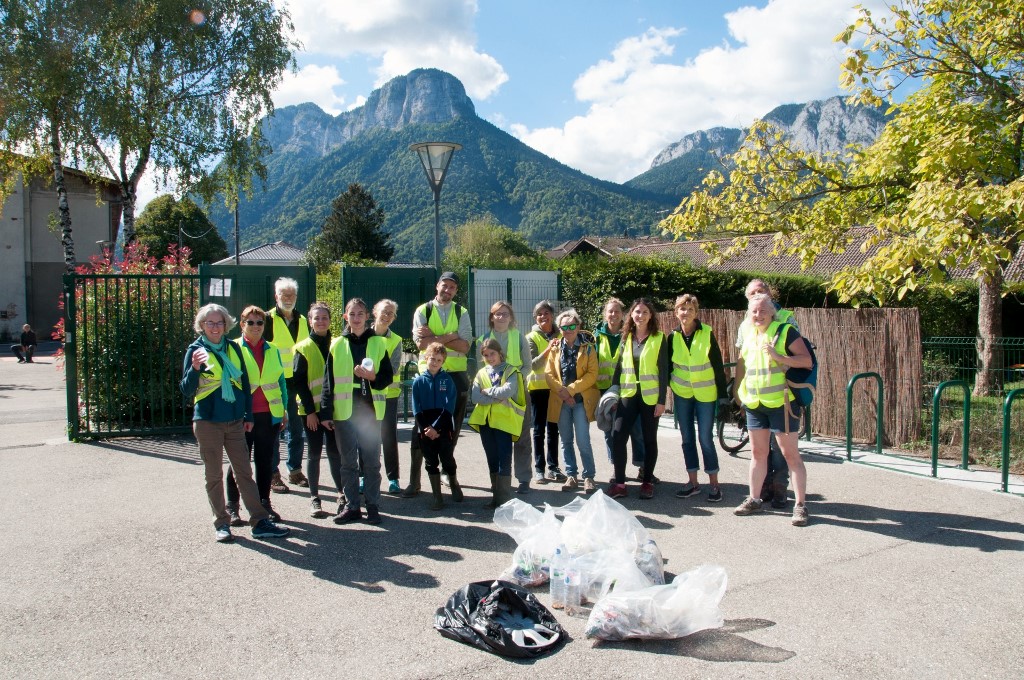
559;323;578;331
245;319;264;326
203;320;225;328
492;311;510;318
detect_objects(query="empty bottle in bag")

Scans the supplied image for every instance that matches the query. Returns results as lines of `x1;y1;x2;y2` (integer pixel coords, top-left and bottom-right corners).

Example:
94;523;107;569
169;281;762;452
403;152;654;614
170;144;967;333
565;559;582;616
550;546;567;609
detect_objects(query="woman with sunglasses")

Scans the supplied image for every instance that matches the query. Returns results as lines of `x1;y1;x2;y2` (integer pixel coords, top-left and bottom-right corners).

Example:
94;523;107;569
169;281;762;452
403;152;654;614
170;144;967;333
544;309;599;494
224;305;289;525
606;298;669;500
477;301;534;495
180;304;289;543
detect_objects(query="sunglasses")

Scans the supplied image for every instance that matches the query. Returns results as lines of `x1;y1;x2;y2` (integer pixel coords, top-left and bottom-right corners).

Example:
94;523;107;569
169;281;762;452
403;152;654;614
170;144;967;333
245;319;265;326
559;323;578;331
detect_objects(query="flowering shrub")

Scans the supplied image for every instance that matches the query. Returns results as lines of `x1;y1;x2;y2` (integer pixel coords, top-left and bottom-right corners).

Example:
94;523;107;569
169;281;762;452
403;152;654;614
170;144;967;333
60;242;201;434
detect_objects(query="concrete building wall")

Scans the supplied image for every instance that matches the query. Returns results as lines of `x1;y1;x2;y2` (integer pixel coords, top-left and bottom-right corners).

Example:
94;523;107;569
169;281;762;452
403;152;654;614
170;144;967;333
0;176;29;342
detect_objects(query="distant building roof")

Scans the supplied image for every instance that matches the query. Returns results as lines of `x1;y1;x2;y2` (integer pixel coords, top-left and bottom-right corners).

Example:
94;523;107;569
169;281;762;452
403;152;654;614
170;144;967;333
214;241;306;265
626;227;1024;282
547;234;670;260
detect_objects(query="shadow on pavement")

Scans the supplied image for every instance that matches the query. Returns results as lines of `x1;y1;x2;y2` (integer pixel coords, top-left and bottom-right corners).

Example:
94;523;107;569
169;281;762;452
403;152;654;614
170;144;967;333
594;617;795;662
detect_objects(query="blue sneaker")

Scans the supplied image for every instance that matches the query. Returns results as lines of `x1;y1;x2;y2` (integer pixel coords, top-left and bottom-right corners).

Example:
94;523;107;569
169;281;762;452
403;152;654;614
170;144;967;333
215;525;234;543
388;479;401;494
252;518;290;539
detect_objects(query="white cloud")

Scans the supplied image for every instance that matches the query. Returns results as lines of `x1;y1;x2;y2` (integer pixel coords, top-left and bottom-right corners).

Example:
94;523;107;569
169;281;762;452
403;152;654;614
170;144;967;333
273;64;348;115
511;0;884;183
281;0;507;101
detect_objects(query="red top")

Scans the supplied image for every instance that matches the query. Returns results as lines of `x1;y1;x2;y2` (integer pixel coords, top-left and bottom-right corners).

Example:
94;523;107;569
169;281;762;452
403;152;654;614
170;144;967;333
245;337;270;414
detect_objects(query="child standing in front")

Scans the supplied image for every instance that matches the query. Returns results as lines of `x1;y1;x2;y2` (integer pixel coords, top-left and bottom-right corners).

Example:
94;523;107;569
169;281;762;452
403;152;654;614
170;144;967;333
469;338;526;508
412;342;462;509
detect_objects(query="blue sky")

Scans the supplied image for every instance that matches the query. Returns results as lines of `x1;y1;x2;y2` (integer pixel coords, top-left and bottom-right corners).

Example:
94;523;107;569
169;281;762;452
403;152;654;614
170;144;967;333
271;0;886;184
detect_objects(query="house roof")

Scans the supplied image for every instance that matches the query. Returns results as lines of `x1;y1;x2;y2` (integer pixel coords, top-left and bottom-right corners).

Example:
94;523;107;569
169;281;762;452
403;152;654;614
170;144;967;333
547;234;671;260
214;241;305;264
627;227;1024;283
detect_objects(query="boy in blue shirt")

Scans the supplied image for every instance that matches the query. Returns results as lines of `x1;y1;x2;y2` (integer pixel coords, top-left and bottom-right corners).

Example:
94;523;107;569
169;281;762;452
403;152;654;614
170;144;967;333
412;342;462;509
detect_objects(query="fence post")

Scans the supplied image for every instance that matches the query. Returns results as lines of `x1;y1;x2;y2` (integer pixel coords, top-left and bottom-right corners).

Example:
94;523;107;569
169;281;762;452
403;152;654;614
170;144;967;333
930;380;970;477
846;372;883;461
1002;388;1024;493
63;274;78;440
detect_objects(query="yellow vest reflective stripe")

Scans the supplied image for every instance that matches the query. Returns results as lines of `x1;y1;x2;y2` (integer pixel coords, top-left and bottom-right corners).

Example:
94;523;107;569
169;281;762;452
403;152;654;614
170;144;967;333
738;321;791;408
596;333;620;390
670;327;717;402
526;329;558;391
620;332;664;405
195;345;244;402
477;328;523;370
234;339;286;418
330;335;387;421
268;311;309;379
293;336;329;416
416;302;467;372
468;365;526;439
383;331;403;398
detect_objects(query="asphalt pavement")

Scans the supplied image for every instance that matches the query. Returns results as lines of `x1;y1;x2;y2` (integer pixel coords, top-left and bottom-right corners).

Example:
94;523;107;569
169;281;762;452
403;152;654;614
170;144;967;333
1;348;1022;679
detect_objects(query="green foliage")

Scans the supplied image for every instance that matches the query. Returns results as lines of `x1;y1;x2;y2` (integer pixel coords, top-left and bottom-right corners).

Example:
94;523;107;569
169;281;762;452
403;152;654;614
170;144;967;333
442;217;549;273
207;116;674;261
135;195;228;266
306;183;393;269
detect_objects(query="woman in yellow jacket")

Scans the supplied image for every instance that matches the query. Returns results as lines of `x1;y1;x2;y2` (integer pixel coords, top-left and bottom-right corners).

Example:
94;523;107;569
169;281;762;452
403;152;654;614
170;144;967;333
544;309;600;494
733;293;813;526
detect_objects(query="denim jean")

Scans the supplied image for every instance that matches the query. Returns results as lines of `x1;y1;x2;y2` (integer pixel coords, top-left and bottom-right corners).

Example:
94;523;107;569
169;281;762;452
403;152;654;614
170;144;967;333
673;397;719;474
558;400;595;479
480;423;513;476
274;388;305;472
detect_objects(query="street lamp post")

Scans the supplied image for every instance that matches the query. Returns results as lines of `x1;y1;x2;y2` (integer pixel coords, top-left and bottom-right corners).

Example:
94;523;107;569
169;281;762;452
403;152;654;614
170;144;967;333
410;142;461;272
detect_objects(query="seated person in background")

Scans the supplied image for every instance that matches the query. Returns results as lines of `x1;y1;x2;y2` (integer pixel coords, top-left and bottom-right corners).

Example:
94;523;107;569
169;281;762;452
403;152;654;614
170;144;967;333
12;324;37;363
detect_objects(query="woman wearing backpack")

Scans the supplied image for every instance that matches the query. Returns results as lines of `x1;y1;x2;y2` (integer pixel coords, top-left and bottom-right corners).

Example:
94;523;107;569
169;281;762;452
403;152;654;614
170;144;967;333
732;293;813;526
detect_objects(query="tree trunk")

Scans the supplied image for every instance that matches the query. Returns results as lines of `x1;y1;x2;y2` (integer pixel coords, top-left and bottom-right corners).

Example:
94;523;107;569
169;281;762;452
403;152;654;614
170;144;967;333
973;270;1003;397
51;126;75;273
120;185;137;245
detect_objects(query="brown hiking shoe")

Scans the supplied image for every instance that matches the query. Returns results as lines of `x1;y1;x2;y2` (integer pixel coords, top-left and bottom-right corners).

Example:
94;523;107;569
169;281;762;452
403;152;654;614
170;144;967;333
288;470;309;487
270;471;290;494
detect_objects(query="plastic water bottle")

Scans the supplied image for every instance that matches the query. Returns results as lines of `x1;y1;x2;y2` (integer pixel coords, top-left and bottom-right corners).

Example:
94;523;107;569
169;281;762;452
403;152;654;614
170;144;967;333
549;546;567;609
565;559;582;616
360;357;374;395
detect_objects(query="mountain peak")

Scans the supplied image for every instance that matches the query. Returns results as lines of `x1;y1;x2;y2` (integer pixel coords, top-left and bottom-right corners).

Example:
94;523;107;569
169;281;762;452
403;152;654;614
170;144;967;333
262;69;475;157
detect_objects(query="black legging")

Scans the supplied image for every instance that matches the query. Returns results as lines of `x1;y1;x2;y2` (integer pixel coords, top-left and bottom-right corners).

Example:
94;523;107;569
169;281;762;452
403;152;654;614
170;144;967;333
227;411;277;502
611;396;660;484
531;389;559;472
305;421;342;499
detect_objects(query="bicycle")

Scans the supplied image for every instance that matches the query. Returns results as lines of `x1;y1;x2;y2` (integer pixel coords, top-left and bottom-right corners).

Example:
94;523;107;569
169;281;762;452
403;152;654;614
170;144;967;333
716;378;749;455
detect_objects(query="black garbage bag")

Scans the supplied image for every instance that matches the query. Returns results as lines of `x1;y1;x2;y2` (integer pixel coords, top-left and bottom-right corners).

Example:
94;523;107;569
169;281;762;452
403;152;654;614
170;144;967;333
434;580;566;658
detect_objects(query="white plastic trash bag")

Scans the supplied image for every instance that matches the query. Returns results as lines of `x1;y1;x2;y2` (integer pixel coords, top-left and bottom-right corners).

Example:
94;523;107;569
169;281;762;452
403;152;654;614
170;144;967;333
571;549;653;603
584;564;728;641
559;491;665;585
494;500;563;587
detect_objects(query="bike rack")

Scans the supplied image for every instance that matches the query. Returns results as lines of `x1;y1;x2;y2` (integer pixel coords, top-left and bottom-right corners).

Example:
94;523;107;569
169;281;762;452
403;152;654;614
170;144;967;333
846;372;883;461
1001;388;1024;493
931;380;970;478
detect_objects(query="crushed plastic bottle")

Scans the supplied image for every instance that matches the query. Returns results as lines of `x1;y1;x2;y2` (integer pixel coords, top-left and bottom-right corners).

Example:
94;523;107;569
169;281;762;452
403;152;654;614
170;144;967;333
565;559;582;617
549;545;567;609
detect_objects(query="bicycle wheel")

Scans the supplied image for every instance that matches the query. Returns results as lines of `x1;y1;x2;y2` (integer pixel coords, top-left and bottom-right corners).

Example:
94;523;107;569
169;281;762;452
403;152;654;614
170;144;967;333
717;414;749;454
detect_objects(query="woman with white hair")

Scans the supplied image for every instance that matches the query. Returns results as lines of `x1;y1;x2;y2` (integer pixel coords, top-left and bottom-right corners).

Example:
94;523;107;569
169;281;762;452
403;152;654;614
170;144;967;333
180;303;290;543
544;309;599;494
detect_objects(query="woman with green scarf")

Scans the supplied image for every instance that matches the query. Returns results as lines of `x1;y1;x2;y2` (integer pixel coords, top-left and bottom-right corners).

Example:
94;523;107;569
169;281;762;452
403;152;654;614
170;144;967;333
180;303;290;543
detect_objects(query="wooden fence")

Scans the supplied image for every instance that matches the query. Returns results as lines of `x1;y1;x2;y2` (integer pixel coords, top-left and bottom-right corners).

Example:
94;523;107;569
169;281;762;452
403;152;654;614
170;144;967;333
657;307;923;446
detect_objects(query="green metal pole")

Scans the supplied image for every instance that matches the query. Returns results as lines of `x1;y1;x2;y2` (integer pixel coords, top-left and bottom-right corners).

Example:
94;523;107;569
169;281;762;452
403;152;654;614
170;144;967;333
846;372;882;461
1002;389;1024;493
931;380;967;478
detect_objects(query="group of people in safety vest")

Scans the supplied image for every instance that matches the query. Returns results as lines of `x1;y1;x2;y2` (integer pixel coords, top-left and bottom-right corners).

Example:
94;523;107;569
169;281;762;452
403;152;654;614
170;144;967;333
182;272;813;543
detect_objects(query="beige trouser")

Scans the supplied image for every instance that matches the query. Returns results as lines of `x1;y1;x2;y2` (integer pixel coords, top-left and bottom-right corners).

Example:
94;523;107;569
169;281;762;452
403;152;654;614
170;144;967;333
194;419;269;528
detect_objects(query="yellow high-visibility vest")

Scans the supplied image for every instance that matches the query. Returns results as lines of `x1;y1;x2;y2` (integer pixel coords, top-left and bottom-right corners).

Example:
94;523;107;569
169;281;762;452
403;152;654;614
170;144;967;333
669;326;717;402
526;329;559;391
738;321;791;409
416;302;467;372
477;328;523;370
329;335;387;421
195;344;244;402
268;310;309;379
293;336;328;417
620;332;665;405
468;364;526;439
382;331;403;398
235;338;286;417
596;332;620;390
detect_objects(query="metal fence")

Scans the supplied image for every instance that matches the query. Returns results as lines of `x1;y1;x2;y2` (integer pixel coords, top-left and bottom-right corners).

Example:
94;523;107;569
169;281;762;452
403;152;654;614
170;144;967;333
922;337;1024;394
64;273;201;439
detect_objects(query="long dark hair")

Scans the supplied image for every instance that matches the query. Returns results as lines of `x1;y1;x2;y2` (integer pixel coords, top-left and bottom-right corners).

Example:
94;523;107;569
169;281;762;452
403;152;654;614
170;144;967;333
622;298;659;338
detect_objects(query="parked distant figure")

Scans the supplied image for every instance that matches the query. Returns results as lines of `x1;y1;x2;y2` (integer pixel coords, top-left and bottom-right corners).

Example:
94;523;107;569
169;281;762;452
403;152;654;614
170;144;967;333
12;324;37;363
180;303;290;543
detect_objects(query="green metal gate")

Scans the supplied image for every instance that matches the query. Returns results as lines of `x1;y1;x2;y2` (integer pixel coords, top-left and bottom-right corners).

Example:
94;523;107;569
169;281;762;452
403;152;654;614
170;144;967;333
199;263;317;339
339;265;438;340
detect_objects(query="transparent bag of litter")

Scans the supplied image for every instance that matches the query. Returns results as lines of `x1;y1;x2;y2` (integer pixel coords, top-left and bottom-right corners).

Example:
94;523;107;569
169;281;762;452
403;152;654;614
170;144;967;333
494;500;564;587
584;564;728;641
